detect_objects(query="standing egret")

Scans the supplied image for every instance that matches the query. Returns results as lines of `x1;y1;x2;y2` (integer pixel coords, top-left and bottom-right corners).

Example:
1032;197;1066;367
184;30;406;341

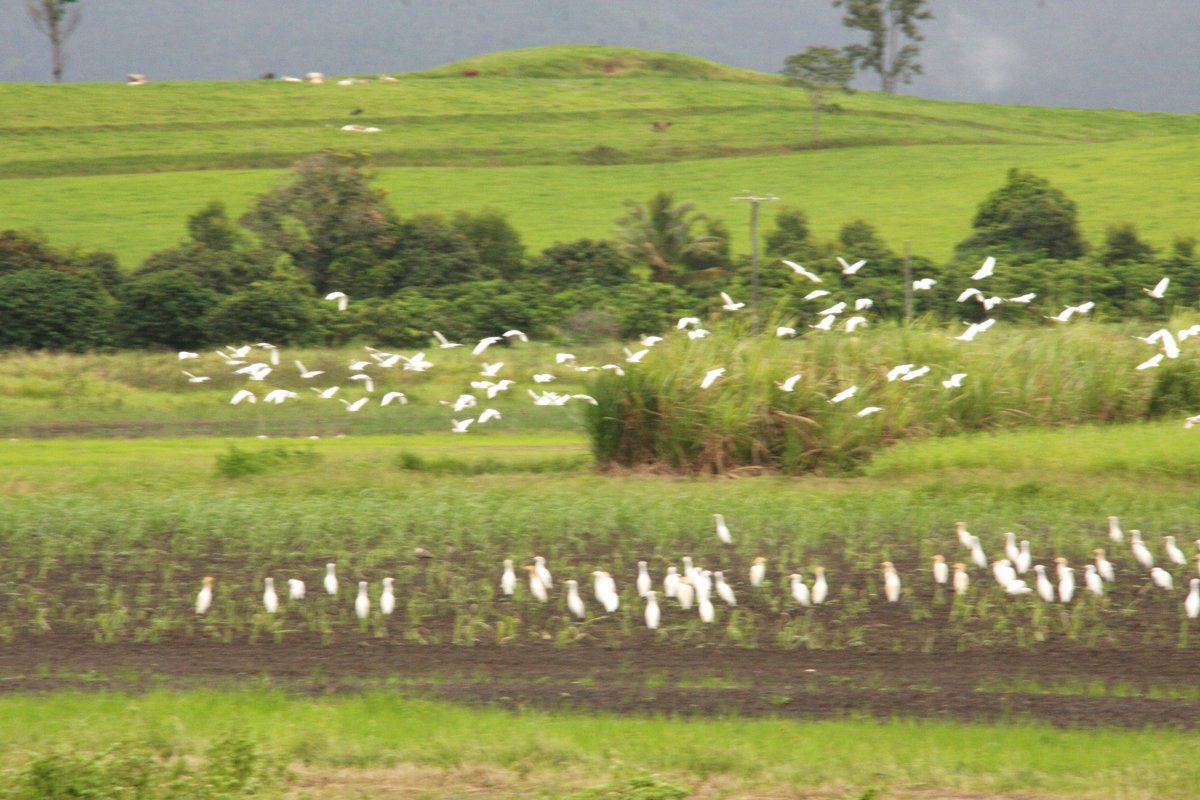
1033;565;1055;603
534;556;553;589
812;567;828;605
526;566;549;603
592;571;619;613
1151;567;1174;591
196;576;214;615
882;562;901;602
1108;516;1123;543
698;595;715;623
263;578;279;614
992;559;1016;589
1185;579;1200;619
566;579;586;620
1165;536;1186;566
663;566;679;598
952;563;969;595
956;521;972;549
380;577;395;615
1004;533;1020;565
355;581;370;620
501;560;517;596
636;561;652;597
1131;531;1154;569
1094;549;1115;582
676;576;695;610
932;555;949;585
790;573;811;607
287;578;306;600
1058;566;1076;603
1084;565;1103;597
645;591;661;629
324;564;338;596
750;557;766;588
1006;580;1032;595
714;571;736;606
713;513;733;545
1016;541;1032;575
969;537;988;570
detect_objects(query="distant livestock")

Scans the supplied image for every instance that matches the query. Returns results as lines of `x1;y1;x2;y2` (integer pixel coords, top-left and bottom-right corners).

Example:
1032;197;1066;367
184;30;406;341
652;120;672;131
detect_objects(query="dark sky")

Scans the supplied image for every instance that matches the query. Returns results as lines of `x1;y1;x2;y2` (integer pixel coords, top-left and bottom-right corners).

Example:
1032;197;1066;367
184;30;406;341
3;1;1197;113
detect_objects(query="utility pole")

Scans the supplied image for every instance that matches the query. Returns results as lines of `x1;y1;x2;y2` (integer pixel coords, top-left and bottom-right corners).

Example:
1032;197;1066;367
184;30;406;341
903;240;913;325
730;192;778;334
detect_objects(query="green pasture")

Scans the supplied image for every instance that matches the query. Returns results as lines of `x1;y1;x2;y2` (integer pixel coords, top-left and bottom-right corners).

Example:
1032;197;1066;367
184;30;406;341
0;46;1198;266
0;691;1197;799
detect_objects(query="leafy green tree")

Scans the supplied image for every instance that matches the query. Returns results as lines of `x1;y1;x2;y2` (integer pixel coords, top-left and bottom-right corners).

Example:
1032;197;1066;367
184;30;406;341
239;152;396;296
958;169;1086;260
451;208;525;281
26;0;82;83
187;201;244;252
781;46;855;145
1099;222;1155;266
206;280;320;346
614;192;726;285
116;270;219;349
530;239;632;292
0;268;112;351
833;0;932;94
372;214;489;294
134;245;270;294
0;229;67;275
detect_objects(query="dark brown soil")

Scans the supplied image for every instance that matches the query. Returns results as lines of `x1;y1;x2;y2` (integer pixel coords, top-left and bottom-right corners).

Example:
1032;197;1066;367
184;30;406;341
3;632;1198;729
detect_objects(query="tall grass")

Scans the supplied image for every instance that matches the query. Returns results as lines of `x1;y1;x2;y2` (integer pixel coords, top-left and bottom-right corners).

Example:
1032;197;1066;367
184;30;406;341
585;320;1199;474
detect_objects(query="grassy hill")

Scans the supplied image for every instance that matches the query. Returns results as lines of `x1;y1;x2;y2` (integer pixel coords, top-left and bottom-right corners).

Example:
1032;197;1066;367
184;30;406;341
0;45;1197;265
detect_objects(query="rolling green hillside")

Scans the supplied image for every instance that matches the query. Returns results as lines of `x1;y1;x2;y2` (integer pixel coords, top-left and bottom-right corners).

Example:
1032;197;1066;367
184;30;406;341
1;45;1197;265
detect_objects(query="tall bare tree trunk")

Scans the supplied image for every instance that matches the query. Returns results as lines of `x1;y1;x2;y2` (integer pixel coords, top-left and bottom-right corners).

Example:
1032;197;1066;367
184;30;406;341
26;0;81;84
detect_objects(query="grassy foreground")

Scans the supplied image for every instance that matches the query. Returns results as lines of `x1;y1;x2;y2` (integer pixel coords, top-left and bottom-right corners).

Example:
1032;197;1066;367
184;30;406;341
0;691;1197;799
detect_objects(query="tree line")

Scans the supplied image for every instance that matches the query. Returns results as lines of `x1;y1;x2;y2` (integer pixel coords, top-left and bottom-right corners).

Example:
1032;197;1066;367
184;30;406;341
0;153;1194;353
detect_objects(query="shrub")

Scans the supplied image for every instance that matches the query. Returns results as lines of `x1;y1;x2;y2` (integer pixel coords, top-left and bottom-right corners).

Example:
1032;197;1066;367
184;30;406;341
0;268;113;351
116;269;219;349
958;169;1086;260
206;280;320;346
215;444;321;478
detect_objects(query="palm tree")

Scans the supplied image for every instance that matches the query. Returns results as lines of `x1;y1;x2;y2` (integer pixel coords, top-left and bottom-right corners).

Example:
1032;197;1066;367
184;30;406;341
615;192;725;284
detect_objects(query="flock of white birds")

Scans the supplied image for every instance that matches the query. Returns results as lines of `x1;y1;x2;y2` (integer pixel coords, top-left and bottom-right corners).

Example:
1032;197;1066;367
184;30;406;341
181;256;1200;433
192;513;1200;630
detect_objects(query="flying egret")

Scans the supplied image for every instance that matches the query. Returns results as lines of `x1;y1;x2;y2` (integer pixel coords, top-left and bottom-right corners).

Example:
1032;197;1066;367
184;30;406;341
776;374;803;392
913;278;936;291
953;563;969;595
532;373;555;383
1186;578;1200;619
534;556;553;589
230;389;256;405
790;573;811;606
750;557;766;588
311;386;339;399
641;335;664;347
782;260;822;282
887;364;914;382
818;301;847;316
477;408;502;424
700;367;726;389
349;373;374;392
720;292;745;311
480;362;504;377
264;389;298;405
972;256;996;281
432;331;462;349
380;577;395;615
882;561;901;602
178;351;199;360
812;567;828;604
325;291;349;311
294;360;324;379
340;397;368;412
856;406;882;417
687;328;710;340
838;256;866;275
810;315;836;331
1009;293;1037;303
844;316;868;333
1186;414;1200;429
451;418;473;433
957;287;983;303
978;295;1004;312
713;513;733;544
714;571;736;606
526;566;549;602
645;591;661;629
1144;277;1170;299
676;316;701;329
901;366;930;382
624;347;649;363
500;560;517;596
196;576;214;614
1033;565;1054;603
1137;354;1164;371
942;373;967;389
555;352;577;364
854;298;874;311
636;562;652;597
932;555;949;585
502;329;528;342
324;564;338;595
775;326;797;338
472;336;502;356
288;578;306;600
380;392;407;406
182;371;210;383
803;289;831;301
829;385;858;404
1084;565;1103;597
355;581;370;620
566;579;586;619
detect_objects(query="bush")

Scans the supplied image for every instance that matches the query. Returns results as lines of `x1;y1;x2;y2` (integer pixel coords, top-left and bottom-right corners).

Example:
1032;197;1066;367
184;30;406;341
959;168;1086;260
0;268;113;351
215;444;321;478
206;280;321;346
529;239;632;292
116;269;219;349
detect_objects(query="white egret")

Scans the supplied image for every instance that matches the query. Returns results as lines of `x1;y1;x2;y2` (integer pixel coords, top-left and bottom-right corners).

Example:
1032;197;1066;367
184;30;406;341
790;573;811;607
837;256;866;275
887;364;914;382
1165;536;1186;566
1151;567;1174;591
624;347;649;363
472;336;502;356
969;536;988;570
480;362;504;377
641;334;664;347
932;555;948;585
1137;354;1164;371
698;595;715;623
230;389;256;405
972;256;996;281
1033;565;1055;603
750;557;766;588
901;366;931;382
636;561;652;597
310;386;339;399
477;408;502;424
1005;532;1021;565
381;392;407;406
432;331;462;349
645;591;661;629
776;374;803;392
700;367;726;389
555;352;576;364
913;278;936;291
501;559;516;596
1144;277;1170;299
676;317;701;329
803;289;831;300
942;373;967;389
340;397;368;412
687;328;710;340
812;567;828;605
830;385;858;404
663;566;680;598
720;292;745;311
380;577;395;615
324;291;349;311
1058;566;1076;603
1094;549;1115;582
324;564;338;595
294;360;323;379
992;559;1016;589
810;315;836;331
957;287;983;303
263;389;298;405
882;561;901;602
714;571;736;606
1009;293;1037;303
953;563;970;595
526;566;549;603
592;571;619;612
451;419;473;433
534;556;553;589
956;521;972;549
196;576;214;615
502;329;528;342
288;578;306;600
775;326;797;338
1108;516;1123;543
1131;531;1154;569
1016;541;1032;575
855;297;874;311
566;579;586;619
713;513;733;544
1006;580;1031;595
532;373;555;383
676;577;695;609
856;407;882;418
262;578;279;613
355;581;370;620
178;351;199;360
1185;579;1200;619
782;260;821;282
817;301;847;316
1084;565;1103;597
844;316;868;333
